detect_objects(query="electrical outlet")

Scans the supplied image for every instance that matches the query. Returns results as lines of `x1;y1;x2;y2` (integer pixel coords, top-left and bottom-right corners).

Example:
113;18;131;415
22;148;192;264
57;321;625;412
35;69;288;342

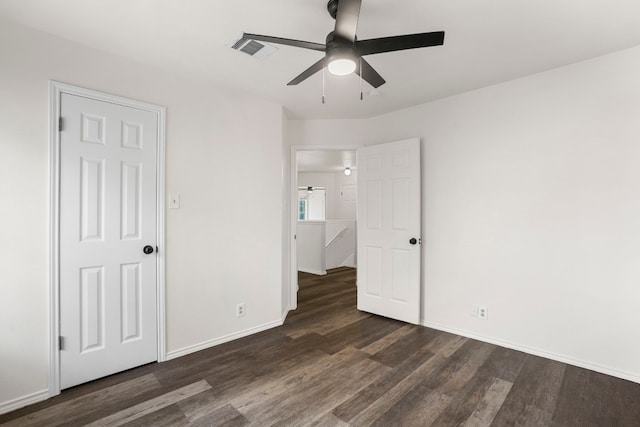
236;303;246;317
478;306;488;320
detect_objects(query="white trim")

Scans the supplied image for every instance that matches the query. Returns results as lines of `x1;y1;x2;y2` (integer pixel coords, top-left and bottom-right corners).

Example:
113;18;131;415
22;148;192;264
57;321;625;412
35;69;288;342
48;82;62;397
421;320;640;385
0;389;49;415
165;319;284;361
48;81;167;398
281;308;289;324
289;144;362;312
298;268;327;276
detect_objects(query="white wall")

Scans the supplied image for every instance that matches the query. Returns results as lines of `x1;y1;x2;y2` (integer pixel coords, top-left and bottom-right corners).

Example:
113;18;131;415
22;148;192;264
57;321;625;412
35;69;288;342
287;45;640;383
0;19;283;411
296;222;326;275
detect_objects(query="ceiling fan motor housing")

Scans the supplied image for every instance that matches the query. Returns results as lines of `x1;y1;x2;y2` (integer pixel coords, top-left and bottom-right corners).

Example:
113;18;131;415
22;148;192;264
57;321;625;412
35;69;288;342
327;0;339;19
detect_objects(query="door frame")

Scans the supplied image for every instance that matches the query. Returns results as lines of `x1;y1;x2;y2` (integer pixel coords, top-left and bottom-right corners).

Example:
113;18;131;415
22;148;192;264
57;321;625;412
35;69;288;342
48;81;167;397
289;144;361;310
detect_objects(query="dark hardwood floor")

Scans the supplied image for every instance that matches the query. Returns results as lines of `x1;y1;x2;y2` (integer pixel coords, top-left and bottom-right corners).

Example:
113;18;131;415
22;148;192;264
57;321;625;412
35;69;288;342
2;267;639;426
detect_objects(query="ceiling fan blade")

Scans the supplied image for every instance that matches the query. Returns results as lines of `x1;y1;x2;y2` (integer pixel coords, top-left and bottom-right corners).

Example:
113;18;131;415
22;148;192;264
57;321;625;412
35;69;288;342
243;33;326;52
355;58;386;88
356;31;445;56
287;58;327;86
334;0;362;42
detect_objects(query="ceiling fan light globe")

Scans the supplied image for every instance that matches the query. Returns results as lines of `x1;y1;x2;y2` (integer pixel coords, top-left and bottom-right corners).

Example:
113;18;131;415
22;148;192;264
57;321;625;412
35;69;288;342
328;58;356;76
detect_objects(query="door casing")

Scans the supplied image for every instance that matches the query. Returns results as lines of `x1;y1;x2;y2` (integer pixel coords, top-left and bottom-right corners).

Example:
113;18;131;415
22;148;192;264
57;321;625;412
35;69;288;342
48;81;167;397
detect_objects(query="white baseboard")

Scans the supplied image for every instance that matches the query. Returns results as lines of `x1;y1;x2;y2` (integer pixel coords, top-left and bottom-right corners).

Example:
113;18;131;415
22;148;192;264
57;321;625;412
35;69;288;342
421;320;640;385
281;308;289;324
297;268;327;276
0;389;49;415
165;318;284;361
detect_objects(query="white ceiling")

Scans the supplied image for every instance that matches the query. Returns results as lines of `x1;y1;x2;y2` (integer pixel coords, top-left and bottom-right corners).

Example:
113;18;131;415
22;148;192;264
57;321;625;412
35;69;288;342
297;150;356;173
2;0;640;119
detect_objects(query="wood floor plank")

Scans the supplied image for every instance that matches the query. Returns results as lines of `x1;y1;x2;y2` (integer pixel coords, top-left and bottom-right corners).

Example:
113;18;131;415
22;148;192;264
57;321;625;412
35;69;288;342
477;346;528;383
422;331;469;358
551;365;640;427
430;374;501;425
85;380;211;427
227;346;367;415
346;354;450;426
185;403;248;427
322;315;405;354
120;404;188;427
232;347;372;417
201;332;331;397
266;357;391;427
360;324;416;355
491;355;565;426
363;339;495;427
462;377;513;427
284;308;370;339
424;339;496;397
176;389;225;422
370;389;451;427
1;373;162;427
430;343;523;426
307;412;351;427
153;332;291;387
369;326;441;368
332;344;436;422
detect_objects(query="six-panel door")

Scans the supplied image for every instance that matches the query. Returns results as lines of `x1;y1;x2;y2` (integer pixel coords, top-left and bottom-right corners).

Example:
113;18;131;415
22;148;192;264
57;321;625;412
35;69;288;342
59;94;158;389
357;139;421;324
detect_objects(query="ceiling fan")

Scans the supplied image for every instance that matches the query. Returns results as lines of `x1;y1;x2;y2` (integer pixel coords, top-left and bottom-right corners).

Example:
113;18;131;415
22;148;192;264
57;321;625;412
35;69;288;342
243;0;445;88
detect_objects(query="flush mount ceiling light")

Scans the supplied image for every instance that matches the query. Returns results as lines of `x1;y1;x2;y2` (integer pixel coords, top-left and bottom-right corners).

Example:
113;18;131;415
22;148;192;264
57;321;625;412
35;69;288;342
344;167;352;176
327;47;357;76
328;58;356;76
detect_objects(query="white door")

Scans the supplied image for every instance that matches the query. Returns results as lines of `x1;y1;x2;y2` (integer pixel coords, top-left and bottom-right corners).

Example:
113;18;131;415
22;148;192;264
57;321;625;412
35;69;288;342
59;93;158;389
357;139;421;324
340;184;357;220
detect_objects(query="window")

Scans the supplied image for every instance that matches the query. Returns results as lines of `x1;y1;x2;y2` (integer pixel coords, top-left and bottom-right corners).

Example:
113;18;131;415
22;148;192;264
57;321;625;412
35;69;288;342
298;199;307;221
297;187;325;221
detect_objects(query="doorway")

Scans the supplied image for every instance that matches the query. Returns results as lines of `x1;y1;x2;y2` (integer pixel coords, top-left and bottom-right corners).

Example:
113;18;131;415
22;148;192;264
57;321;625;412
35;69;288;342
289;139;422;324
289;145;360;309
49;82;166;395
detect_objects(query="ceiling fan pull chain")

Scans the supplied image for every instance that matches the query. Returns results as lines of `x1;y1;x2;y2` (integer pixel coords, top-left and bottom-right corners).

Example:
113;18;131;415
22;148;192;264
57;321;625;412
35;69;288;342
322;66;326;104
359;57;363;101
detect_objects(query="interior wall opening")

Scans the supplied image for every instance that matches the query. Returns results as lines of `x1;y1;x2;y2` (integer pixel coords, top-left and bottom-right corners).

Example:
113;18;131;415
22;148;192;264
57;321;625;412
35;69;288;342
290;146;360;310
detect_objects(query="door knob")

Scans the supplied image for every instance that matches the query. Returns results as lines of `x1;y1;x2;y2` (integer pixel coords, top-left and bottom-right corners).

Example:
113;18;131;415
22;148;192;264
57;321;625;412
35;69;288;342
143;245;154;254
409;238;418;245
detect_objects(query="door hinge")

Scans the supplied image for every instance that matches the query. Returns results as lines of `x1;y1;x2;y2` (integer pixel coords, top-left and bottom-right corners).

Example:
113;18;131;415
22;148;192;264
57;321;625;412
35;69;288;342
58;117;64;132
59;336;64;351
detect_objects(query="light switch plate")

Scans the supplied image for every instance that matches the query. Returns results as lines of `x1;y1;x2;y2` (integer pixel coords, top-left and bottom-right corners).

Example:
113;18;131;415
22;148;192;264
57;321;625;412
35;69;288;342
169;194;180;209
